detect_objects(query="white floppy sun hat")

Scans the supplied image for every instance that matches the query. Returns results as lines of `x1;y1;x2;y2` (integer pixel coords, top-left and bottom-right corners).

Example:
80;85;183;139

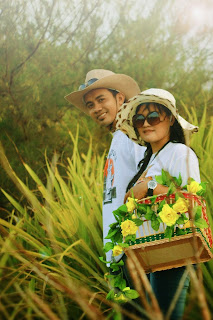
64;69;140;114
115;88;198;145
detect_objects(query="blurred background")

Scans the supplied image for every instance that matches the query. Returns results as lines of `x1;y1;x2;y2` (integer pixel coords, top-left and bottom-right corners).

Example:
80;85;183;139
0;0;213;204
0;0;213;319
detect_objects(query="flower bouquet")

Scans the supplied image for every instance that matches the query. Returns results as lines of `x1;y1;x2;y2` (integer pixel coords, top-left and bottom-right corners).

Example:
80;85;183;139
101;170;212;277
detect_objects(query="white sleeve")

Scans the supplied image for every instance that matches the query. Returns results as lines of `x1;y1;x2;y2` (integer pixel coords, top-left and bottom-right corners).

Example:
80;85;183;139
170;148;200;186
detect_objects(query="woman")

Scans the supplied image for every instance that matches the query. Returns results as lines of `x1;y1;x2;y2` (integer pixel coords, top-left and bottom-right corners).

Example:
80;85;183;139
116;88;199;319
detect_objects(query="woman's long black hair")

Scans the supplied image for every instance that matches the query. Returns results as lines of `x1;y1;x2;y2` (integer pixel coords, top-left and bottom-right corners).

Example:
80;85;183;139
126;102;185;192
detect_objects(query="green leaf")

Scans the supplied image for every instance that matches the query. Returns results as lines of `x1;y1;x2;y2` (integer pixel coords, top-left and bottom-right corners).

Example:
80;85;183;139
120;280;127;290
161;169;168;185
176;214;187;225
106;289;115;300
99;256;111;264
113;205;128;217
194;206;202;220
162;169;173;186
157;216;162;223
145;207;154;220
175;193;179;201
200;182;208;193
151;217;160;231
105;228;119;239
118;204;128;212
114;232;123;244
188;177;195;184
124;234;136;243
117;278;127;290
112;312;122;320
173;173;182;187
110;264;120;272
196;190;204;196
167;182;176;195
176;227;186;236
181;213;188;221
111;260;124;267
113;204;128;213
194;218;208;229
150;195;157;204
137;203;148;214
164;226;174;239
158;199;166;211
109;222;119;229
124;289;139;299
103;242;114;253
155;175;164;185
111;272;126;289
133;218;143;226
118;243;129;248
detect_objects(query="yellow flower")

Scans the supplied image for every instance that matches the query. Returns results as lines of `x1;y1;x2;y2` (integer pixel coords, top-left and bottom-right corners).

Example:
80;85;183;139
112;245;123;256
159;204;179;227
121;219;138;237
173;198;188;213
187;181;202;194
132;213;137;219
126;197;138;213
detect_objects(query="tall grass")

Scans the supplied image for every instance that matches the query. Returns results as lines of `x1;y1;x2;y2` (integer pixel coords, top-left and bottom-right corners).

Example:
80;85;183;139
0;128;111;319
181;103;213;318
0;109;212;319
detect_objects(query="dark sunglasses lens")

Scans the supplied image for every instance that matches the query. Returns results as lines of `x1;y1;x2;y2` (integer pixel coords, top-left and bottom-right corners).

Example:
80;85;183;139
147;112;160;125
78;78;98;91
132;112;161;128
132;115;145;128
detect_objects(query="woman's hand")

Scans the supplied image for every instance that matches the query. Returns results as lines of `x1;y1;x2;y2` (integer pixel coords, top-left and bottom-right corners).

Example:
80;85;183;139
124;181;148;203
124;181;169;203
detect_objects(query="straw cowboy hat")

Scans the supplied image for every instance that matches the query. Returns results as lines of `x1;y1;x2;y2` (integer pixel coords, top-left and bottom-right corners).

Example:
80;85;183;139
115;88;198;145
64;69;140;114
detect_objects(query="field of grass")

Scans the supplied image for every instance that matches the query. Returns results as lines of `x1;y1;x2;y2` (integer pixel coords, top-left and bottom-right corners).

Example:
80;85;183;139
0;110;212;319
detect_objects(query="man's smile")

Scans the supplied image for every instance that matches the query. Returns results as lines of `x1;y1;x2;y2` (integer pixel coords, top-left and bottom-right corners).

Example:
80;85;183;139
97;112;107;120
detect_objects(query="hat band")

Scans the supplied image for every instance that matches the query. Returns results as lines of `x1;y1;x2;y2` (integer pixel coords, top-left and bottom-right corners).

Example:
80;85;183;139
78;78;98;91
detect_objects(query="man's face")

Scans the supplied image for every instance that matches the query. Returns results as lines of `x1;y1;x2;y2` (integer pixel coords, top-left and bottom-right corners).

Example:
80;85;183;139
84;88;125;127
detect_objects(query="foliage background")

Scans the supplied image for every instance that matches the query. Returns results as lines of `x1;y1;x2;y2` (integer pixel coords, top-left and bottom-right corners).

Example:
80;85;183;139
0;0;213;206
0;0;213;318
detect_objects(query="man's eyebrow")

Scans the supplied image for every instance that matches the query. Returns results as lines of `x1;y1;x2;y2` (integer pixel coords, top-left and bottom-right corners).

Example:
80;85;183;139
96;94;104;99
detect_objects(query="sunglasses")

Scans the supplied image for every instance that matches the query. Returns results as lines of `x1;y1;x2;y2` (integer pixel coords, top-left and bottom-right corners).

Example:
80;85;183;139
132;111;166;128
78;78;98;91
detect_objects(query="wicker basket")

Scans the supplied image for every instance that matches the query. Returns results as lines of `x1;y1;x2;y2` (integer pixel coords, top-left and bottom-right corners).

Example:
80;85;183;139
124;192;213;273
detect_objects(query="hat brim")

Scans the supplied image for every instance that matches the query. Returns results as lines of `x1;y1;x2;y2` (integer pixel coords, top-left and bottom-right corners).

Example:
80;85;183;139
115;93;198;145
64;74;140;114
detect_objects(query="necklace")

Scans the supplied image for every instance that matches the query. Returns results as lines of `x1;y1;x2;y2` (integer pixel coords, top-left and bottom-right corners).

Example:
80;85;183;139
148;141;170;166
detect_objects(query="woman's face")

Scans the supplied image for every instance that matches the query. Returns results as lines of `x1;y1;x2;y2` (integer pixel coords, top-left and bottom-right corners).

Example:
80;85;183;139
136;103;173;152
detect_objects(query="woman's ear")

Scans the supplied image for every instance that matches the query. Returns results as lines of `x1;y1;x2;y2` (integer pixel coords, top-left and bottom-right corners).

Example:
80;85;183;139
116;92;126;106
170;115;175;126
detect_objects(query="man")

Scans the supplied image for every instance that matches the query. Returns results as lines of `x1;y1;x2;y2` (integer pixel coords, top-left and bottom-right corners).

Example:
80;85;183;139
65;69;146;263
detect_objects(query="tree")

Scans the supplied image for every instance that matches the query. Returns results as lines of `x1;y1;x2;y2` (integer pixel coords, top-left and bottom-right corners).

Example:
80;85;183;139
0;0;117;208
0;0;213;209
90;0;213;116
